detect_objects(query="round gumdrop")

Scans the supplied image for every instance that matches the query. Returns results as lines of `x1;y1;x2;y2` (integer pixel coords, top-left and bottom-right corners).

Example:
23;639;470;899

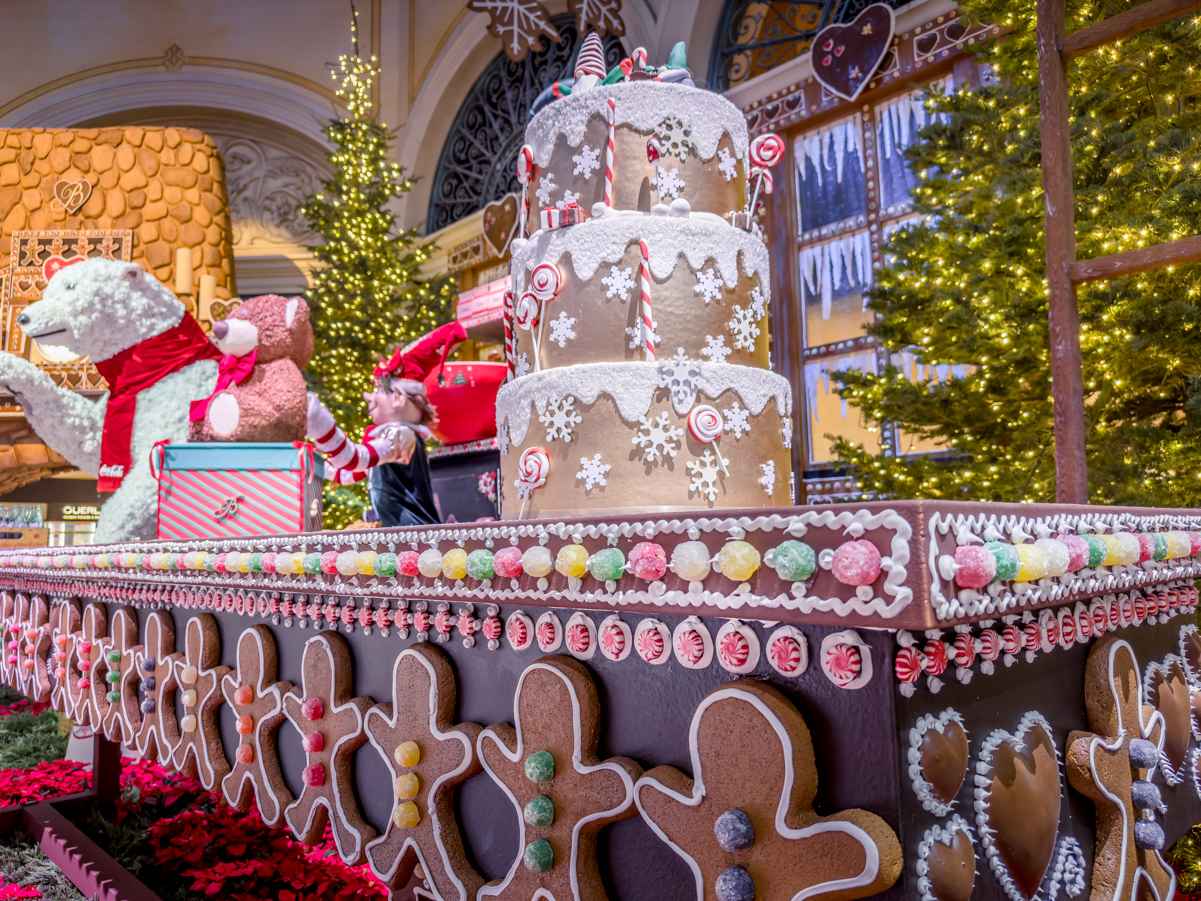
493;546;524;579
767;540;816;582
628;541;667;581
985;541;1019;581
953;545;995;589
831;539;882;587
587;547;625;582
396;550;420;578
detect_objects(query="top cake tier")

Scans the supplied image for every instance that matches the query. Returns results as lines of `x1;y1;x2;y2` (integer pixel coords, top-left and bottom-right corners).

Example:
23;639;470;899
525;81;748;222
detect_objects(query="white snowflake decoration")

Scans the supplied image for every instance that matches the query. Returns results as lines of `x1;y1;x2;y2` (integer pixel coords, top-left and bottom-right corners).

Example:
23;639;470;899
656;348;702;412
700;334;731;364
694;267;726;304
515;352;531;379
575;454;610;492
717;147;738;182
631;412;684;465
572;144;601;179
653;165;685;200
602;265;635;301
723;402;751;439
548;311;577;348
686;450;722;505
654;116;696;161
626;319;659;351
556;189;580;210
538;395;582;443
535;172;557;206
728;304;761;352
758;461;776;495
749;284;769;319
780;417;793;449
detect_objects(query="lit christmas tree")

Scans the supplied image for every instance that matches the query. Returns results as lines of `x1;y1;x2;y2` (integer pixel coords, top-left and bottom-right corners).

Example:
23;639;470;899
831;0;1201;506
304;7;454;527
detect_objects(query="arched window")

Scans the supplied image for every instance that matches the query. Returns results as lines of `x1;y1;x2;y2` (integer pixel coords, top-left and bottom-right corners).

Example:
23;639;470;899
708;0;909;92
426;18;623;233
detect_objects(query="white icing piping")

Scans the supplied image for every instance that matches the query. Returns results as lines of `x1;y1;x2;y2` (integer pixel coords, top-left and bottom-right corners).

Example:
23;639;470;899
907;709;967;816
915;815;975;901
526;81;748;167
512;211;769;291
496;361;791;444
4;509;914;622
1141;654;1189;786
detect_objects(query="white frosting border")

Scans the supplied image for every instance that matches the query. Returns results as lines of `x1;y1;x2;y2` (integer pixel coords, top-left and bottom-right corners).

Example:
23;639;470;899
907;708;967;816
525;81;748;167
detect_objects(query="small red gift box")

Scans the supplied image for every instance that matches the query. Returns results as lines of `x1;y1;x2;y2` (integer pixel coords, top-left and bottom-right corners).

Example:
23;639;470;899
152;442;322;540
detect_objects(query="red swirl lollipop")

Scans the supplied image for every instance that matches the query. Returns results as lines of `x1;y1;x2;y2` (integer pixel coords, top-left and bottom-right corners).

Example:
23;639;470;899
749;133;785;169
687;404;729;475
514;291;541;330
529;262;562;302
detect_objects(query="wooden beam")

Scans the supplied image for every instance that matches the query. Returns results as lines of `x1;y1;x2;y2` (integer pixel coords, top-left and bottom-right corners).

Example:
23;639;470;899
1070;234;1201;283
1061;0;1201;58
1037;0;1091;503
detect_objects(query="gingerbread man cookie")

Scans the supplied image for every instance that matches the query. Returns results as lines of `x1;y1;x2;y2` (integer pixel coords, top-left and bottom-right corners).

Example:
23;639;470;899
478;655;641;901
365;644;483;899
70;604;108;730
0;591;16;689
221;625;294;827
48;599;80;718
99;607;140;745
16;594;49;702
283;630;376;865
1067;637;1177;900
133;611;181;764
636;679;902;901
169;615;231;789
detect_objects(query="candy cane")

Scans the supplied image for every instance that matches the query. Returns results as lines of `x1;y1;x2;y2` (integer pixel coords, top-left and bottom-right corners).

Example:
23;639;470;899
604;97;616;208
502;290;516;378
517;145;534;238
638;239;655;360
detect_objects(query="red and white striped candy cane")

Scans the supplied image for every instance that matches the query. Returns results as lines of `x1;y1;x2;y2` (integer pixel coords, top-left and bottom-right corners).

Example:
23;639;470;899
502;289;516;377
604;97;616;208
638;239;655;360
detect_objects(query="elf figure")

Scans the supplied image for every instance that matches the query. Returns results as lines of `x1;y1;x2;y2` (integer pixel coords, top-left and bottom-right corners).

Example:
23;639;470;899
309;322;466;528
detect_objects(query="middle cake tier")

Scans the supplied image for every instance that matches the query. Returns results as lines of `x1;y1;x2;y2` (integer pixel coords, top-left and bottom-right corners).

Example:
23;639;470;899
510;209;770;371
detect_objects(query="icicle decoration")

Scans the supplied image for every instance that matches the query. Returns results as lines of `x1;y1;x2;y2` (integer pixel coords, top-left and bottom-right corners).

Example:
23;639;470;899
803;351;878;421
798;231;873;320
795;116;864;187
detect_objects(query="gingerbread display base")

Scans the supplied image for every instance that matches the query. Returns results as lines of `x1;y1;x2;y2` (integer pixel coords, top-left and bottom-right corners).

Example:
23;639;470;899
0;500;1199;899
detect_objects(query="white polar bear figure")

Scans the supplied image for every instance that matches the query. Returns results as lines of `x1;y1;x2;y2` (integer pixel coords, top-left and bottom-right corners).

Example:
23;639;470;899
0;259;218;543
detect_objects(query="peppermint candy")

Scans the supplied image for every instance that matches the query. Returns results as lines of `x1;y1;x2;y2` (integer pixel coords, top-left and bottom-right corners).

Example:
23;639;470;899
529;262;562;302
514;291;541;330
749;132;785;169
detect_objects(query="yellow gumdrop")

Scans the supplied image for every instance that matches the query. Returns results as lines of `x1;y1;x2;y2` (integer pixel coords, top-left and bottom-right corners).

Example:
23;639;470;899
395;740;421;768
441;548;468;581
393;800;421;829
396;772;421;801
717;540;761;582
1015;543;1049;582
356;550;378;576
555;544;589;579
1166;531;1191;558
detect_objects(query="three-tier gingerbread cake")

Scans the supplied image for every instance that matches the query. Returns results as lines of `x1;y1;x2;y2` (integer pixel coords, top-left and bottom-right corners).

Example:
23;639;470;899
497;71;793;518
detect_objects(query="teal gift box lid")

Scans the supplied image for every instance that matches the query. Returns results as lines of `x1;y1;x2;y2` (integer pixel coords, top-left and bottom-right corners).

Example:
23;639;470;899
157;442;315;473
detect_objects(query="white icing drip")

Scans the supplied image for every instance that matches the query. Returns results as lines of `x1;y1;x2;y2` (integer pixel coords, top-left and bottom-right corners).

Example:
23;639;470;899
526;81;748;166
512;210;769;292
496;361;791;446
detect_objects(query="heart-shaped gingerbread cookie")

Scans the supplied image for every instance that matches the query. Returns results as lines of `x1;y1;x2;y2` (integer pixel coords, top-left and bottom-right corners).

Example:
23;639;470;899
482;193;519;258
977;711;1061;900
811;3;895;102
53;177;92;214
908;708;968;815
1146;657;1191;775
920;816;976;901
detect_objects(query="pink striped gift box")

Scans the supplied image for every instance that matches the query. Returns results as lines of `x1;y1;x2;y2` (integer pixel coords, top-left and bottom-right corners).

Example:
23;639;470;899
152;442;322;540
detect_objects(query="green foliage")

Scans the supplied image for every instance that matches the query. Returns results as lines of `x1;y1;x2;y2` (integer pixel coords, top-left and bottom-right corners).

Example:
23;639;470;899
0;709;68;770
303;26;454;527
832;1;1201;504
0;840;85;900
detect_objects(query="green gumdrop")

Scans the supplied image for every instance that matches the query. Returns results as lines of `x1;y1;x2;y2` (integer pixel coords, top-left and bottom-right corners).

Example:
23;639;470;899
467;549;495;581
587;547;625;582
667;41;688;70
1083;535;1106;568
304;553;322;575
106;691;119;703
106;650;121;665
985;541;1019;581
376;553;398;577
523;838;554;873
1152;533;1168;561
248;553;263;573
768;540;816;581
204;555;217;572
523;794;555;828
106;670;121;684
524;750;555;783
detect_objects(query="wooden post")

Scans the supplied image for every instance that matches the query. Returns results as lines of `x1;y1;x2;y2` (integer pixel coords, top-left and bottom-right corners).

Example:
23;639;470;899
91;731;122;808
1036;0;1090;503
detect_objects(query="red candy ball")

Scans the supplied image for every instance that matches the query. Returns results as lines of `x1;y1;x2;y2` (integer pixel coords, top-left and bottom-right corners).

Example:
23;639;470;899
952;545;995;589
303;763;326;787
304;732;326;753
396;550;421;578
302;697;325;721
831;540;882;587
493;546;524;580
628;542;668;581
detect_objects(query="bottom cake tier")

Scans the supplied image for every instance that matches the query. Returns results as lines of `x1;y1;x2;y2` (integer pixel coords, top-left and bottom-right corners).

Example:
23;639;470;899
495;360;793;517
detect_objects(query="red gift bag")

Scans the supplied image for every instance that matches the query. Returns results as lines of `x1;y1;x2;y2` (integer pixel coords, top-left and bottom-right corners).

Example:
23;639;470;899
424;361;507;445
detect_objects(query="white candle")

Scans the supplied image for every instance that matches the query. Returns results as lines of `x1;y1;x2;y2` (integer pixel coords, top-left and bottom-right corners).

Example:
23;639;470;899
174;247;193;295
198;274;216;312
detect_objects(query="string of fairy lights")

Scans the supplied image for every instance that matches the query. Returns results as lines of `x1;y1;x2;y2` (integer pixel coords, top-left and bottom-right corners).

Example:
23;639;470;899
303;7;453;527
830;0;1201;508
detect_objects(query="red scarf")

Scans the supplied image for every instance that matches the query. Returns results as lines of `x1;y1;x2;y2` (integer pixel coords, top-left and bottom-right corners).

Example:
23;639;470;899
94;314;220;493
